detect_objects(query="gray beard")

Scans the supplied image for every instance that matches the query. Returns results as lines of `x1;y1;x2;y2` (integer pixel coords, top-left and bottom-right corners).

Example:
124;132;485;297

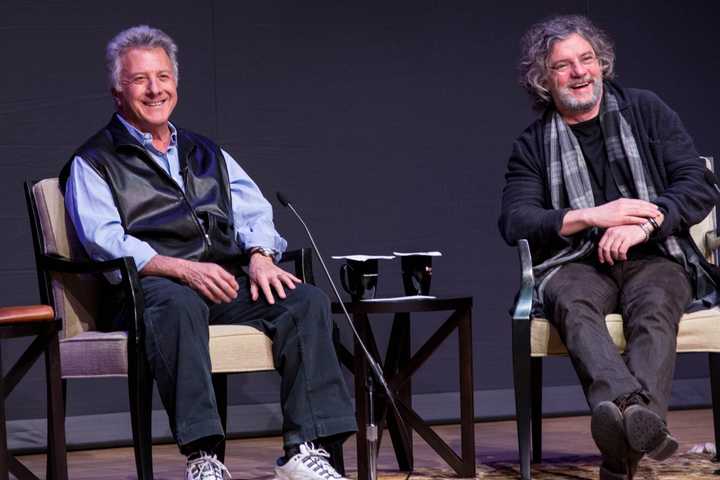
555;80;602;114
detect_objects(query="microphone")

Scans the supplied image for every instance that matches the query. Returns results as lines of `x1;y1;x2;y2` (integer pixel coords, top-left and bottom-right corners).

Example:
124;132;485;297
276;191;412;462
276;191;290;208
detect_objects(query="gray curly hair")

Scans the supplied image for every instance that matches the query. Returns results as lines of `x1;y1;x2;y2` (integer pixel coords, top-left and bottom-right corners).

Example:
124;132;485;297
106;25;179;90
519;15;615;110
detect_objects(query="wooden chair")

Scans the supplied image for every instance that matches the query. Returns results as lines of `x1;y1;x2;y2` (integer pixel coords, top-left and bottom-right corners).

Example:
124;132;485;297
25;178;317;480
0;305;67;480
511;157;720;480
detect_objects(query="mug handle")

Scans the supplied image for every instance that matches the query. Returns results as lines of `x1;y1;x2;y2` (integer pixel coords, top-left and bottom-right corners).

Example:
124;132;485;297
340;264;351;294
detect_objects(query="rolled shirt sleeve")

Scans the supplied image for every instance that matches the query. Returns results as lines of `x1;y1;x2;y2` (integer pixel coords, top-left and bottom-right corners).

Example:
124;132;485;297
65;156;158;280
222;149;287;258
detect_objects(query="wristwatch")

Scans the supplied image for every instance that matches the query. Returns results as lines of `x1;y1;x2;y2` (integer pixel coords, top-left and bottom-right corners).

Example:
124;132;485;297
249;246;277;259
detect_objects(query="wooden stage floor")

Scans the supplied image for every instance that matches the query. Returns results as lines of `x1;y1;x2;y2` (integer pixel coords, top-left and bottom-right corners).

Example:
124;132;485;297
15;408;720;479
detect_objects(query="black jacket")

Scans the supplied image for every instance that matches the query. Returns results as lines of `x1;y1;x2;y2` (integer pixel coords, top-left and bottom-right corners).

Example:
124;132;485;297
498;81;717;265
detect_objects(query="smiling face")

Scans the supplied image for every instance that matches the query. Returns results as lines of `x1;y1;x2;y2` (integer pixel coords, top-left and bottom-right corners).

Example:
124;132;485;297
545;33;603;123
112;47;177;137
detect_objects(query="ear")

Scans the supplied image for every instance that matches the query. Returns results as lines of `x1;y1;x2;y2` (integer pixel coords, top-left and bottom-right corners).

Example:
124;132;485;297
111;88;122;108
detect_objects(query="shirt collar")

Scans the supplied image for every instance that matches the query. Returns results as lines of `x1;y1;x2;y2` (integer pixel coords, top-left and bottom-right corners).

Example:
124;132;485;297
116;113;178;152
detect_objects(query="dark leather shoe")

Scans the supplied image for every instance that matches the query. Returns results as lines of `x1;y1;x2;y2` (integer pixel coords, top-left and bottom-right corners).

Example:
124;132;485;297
626;449;643;480
623;404;678;461
599;462;628;480
599;449;644;480
592;401;630;461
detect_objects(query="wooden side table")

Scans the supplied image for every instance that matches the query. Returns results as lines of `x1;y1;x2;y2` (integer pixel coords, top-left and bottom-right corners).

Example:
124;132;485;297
332;296;474;480
0;305;67;480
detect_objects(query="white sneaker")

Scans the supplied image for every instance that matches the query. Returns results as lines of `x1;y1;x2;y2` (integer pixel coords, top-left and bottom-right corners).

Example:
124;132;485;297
186;451;232;480
275;443;346;480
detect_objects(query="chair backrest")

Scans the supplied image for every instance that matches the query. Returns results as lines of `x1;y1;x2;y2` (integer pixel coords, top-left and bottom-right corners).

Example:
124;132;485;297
689;156;717;264
26;178;101;339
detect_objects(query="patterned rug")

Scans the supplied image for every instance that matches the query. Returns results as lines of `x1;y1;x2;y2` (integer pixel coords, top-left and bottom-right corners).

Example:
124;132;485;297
369;453;720;479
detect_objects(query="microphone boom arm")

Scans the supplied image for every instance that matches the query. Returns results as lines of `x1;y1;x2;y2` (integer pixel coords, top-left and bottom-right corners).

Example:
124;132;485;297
279;195;413;461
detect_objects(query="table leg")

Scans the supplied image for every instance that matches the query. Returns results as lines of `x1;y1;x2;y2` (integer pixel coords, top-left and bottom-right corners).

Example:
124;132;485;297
353;313;370;480
458;306;476;476
386;313;412;471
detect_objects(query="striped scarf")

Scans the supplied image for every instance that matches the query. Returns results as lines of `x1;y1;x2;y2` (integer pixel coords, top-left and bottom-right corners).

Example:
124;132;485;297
534;89;688;303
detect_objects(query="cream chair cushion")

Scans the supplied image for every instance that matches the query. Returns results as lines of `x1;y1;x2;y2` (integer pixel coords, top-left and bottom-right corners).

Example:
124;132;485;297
209;325;274;373
531;308;720;356
60;326;275;377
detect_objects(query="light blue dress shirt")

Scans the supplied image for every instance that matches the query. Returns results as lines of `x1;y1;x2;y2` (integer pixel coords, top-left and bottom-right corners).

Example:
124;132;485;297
64;114;287;278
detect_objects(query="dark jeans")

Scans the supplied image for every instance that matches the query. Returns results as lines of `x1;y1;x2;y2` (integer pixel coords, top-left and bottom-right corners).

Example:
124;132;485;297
133;275;356;450
542;255;691;418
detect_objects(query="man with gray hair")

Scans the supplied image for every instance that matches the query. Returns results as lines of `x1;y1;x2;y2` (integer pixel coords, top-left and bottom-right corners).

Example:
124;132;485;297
499;14;719;480
60;25;356;480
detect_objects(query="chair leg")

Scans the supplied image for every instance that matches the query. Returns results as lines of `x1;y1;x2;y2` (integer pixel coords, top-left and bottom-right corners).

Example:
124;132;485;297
212;374;228;463
45;329;68;480
129;345;154;480
530;357;543;464
48;378;68;480
0;343;8;480
710;352;720;461
513;319;532;480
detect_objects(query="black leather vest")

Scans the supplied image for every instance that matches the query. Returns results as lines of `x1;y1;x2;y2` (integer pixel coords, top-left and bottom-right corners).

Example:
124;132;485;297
59;114;243;264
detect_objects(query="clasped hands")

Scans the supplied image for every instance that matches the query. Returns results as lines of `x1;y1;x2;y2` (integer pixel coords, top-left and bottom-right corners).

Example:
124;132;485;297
586;198;663;265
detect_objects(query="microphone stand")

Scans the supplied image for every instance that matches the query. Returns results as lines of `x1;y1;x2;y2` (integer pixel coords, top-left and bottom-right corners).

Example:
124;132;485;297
277;192;412;479
367;375;378;480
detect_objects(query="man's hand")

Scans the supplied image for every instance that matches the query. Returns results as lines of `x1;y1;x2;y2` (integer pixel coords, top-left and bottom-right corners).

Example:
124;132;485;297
180;261;239;303
597;224;648;265
588;198;660;228
248;253;302;304
141;255;239;304
561;198;660;236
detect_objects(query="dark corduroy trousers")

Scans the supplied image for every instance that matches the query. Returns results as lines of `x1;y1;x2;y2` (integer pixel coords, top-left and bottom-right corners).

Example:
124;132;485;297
542;255;691;418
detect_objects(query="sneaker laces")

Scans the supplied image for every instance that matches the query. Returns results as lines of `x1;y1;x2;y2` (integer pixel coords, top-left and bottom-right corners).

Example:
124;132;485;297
298;442;343;480
187;451;232;480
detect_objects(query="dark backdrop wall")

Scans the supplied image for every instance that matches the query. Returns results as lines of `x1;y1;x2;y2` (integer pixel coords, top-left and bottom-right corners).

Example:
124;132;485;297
1;0;718;449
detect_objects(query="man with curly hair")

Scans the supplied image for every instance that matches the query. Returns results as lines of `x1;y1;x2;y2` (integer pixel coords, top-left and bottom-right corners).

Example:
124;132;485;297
499;14;719;479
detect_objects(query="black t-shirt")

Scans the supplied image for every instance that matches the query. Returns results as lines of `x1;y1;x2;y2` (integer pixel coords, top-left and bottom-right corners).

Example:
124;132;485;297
570;116;621;204
569;116;662;260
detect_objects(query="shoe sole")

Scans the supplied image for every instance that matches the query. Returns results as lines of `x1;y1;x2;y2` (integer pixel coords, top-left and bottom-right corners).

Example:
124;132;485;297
646;432;679;461
599;465;629;480
274;467;289;480
623;405;678;461
591;402;629;460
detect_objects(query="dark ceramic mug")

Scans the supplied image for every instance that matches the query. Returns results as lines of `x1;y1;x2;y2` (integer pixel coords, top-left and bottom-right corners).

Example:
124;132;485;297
401;255;432;296
340;259;379;300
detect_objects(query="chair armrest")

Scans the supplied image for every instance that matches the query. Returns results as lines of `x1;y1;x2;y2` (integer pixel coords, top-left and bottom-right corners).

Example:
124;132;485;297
512;239;535;321
39;253;135;275
38;253;145;345
706;231;720;255
279;248;315;285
